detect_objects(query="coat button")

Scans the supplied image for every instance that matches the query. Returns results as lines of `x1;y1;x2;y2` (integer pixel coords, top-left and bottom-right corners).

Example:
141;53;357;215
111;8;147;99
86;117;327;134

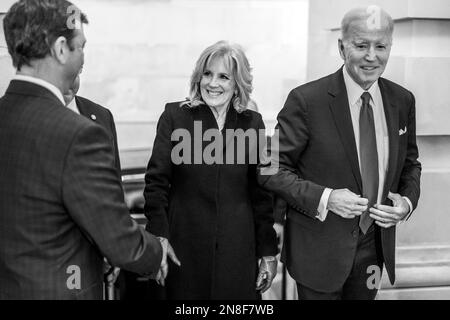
352;230;359;238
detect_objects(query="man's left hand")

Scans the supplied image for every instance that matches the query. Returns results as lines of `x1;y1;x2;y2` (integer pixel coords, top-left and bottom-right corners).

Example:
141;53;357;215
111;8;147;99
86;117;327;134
369;192;410;228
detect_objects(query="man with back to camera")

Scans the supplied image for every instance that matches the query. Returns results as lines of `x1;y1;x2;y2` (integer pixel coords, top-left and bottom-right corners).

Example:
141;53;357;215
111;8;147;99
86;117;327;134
0;0;162;299
258;6;421;299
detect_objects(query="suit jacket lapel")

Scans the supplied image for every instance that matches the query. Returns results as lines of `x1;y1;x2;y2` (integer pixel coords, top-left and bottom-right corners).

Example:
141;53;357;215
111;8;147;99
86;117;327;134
75;96;90;117
192;104;218;130
328;68;363;193
75;96;100;124
379;79;399;202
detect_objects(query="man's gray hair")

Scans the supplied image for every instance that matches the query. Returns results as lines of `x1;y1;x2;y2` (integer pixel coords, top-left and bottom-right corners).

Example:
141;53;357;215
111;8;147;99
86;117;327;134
341;6;394;42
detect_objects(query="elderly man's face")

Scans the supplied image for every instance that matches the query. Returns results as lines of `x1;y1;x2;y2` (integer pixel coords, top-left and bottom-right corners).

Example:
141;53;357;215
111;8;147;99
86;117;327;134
339;19;392;90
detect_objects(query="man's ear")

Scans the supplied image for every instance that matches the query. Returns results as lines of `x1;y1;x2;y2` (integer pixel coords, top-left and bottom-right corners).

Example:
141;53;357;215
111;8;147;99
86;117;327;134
51;36;69;65
338;39;345;60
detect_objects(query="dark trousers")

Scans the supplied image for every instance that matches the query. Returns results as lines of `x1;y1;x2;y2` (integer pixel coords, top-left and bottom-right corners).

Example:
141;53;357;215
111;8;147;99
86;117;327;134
297;224;384;300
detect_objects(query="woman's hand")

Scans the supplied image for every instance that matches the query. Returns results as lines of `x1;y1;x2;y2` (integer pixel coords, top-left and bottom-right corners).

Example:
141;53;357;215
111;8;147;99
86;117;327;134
155;237;181;286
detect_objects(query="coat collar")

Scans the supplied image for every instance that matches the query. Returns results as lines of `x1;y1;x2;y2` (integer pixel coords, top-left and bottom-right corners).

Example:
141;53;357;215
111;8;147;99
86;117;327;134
5;80;63;107
75;96;98;122
190;103;245;156
191;103;239;131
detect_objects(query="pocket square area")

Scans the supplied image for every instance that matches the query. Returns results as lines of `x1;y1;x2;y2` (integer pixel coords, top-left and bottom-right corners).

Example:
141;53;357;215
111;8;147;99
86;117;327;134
399;126;407;135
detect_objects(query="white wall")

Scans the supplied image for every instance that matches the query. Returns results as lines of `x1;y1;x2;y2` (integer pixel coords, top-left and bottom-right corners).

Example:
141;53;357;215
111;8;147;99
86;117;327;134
1;0;310;168
72;0;309;137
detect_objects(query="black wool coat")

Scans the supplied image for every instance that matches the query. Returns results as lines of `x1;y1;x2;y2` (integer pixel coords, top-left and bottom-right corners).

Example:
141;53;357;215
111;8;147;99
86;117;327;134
144;102;278;299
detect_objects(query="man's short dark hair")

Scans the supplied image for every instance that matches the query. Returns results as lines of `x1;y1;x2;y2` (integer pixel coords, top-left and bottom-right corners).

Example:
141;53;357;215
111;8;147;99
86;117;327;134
3;0;88;70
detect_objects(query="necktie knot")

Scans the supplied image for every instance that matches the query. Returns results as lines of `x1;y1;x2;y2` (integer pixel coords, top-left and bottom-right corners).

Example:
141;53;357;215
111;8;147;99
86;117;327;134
361;92;372;108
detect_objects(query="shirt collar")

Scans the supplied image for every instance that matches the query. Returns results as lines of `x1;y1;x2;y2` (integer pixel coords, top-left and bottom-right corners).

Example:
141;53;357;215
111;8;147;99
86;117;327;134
13;74;66;106
66;97;80;114
342;65;379;106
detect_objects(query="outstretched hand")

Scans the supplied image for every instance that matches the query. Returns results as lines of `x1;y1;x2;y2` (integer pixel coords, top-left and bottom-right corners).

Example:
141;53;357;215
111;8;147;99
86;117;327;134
156;237;181;286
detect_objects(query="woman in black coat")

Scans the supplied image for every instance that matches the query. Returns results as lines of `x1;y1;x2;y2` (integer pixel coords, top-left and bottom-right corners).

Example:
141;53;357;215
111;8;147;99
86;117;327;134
144;41;278;300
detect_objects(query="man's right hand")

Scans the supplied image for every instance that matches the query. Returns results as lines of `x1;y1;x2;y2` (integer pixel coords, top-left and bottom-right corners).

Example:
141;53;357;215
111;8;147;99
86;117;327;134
155;237;181;286
327;189;368;219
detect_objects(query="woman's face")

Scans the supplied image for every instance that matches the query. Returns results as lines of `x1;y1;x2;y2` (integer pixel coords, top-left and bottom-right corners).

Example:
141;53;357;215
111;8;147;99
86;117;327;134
200;56;236;110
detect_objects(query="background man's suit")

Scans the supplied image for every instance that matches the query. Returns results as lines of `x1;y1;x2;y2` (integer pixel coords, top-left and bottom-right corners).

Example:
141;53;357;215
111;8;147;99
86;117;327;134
258;67;421;293
75;95;121;173
75;95;123;297
0;81;162;299
76;95;144;299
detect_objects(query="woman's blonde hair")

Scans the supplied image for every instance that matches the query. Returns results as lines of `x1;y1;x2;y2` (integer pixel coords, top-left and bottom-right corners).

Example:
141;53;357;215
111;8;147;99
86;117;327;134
182;41;253;113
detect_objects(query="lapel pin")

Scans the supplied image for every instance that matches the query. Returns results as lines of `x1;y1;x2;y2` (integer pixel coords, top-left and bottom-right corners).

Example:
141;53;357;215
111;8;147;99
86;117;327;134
90;114;97;121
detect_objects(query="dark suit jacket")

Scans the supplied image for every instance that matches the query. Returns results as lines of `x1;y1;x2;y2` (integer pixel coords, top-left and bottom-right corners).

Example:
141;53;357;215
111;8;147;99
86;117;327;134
0;81;162;299
75;95;121;174
144;102;278;299
258;68;421;292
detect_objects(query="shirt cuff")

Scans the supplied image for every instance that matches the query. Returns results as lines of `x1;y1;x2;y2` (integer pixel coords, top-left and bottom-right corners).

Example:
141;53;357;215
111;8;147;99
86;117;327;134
316;188;333;222
400;196;413;222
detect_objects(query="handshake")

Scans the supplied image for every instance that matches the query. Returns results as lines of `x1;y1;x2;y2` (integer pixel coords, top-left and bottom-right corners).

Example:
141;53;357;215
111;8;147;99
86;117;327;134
154;237;277;293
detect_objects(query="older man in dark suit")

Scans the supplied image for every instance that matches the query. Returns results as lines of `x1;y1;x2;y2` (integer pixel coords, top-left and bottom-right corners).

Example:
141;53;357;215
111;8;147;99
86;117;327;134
0;0;162;299
258;6;421;299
